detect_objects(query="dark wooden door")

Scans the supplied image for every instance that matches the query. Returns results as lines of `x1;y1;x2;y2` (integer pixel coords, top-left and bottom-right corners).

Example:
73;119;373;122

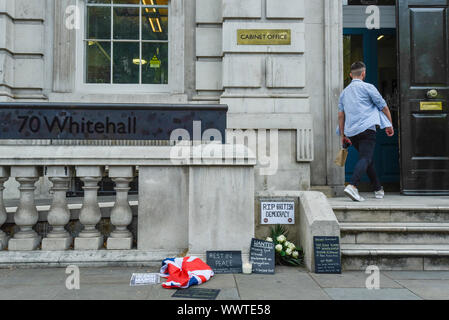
398;0;449;195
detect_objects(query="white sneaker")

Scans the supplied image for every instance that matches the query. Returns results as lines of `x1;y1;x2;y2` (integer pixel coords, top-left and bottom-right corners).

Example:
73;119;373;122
374;187;384;199
344;185;365;202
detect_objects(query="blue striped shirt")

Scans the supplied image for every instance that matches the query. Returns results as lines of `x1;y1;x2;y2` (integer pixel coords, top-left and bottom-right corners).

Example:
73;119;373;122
338;79;388;137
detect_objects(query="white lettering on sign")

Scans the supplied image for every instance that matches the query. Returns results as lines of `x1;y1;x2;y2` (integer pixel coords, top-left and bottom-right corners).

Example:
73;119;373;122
261;201;295;225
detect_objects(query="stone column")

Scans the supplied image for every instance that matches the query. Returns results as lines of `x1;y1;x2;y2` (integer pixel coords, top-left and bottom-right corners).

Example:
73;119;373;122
42;166;73;250
324;0;345;195
107;166;135;250
8;166;42;251
0;167;10;250
74;166;104;250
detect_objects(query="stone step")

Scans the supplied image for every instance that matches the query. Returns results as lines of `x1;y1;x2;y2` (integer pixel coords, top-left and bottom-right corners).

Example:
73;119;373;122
340;222;449;245
341;244;449;271
332;205;449;223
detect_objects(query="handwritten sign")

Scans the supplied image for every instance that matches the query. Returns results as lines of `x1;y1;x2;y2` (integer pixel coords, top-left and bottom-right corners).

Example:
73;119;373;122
206;251;242;274
261;201;295;224
250;238;275;274
313;236;341;274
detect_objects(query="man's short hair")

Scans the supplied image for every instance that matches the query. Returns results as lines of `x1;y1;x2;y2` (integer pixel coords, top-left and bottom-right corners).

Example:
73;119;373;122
350;61;366;77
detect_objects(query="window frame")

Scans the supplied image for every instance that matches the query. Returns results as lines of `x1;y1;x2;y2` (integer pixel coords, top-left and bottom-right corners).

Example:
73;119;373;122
76;0;171;93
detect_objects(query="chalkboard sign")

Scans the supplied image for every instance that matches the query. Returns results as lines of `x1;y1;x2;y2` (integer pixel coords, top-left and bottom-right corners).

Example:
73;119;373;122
250;238;275;274
206;251;242;274
313;236;341;274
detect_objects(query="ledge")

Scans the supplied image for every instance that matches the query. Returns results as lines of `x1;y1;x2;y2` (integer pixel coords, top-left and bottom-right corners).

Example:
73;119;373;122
0;250;183;268
0;145;256;166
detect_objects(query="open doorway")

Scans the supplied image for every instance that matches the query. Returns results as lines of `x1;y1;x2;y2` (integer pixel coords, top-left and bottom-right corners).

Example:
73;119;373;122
343;24;400;192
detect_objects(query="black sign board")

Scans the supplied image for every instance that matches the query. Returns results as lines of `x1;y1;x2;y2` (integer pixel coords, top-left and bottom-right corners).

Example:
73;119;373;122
250;238;275;274
313;236;341;274
0;102;227;142
206;251;242;274
172;288;220;300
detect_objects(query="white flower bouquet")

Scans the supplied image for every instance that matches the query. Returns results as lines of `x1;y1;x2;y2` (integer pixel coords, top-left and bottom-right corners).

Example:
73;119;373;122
266;225;304;266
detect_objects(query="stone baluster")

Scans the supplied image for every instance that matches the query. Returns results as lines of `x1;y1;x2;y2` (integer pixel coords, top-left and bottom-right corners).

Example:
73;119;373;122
107;166;135;250
0;167;10;250
74;166;104;250
42;166;73;251
9;166;42;251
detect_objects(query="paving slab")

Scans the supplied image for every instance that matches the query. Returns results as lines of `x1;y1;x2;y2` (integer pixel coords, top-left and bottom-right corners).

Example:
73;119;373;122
216;288;240;300
383;271;449;280
324;288;421;300
0;285;65;300
199;274;237;289
146;285;176;300
57;283;150;300
79;266;153;285
396;280;449;300
310;271;402;288
0;267;67;287
235;271;330;300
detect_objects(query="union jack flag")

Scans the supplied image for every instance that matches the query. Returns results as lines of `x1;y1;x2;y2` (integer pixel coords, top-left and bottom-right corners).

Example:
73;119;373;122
160;256;214;289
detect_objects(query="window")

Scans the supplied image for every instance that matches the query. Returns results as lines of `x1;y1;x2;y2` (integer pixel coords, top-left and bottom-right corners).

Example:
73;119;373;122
85;0;169;85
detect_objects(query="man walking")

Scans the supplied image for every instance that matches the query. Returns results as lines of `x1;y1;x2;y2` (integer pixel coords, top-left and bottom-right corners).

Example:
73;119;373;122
338;61;394;201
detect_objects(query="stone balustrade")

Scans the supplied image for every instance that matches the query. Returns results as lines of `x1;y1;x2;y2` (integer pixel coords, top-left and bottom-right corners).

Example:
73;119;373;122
0;145;256;266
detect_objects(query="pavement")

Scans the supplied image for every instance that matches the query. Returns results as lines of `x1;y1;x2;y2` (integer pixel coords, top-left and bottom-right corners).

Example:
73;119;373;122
1;265;449;300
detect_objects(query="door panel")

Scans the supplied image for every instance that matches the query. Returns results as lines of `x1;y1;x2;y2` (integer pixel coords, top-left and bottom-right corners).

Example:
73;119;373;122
398;0;449;195
410;9;447;85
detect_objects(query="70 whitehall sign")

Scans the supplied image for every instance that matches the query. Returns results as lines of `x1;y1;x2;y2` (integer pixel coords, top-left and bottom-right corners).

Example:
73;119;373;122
0;103;227;141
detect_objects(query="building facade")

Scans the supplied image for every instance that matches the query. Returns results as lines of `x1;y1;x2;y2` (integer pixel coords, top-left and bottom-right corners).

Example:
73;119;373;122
0;0;344;200
2;0;449;270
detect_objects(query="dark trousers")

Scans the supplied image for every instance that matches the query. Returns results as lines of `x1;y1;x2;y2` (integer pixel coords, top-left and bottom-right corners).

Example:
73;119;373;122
349;129;382;191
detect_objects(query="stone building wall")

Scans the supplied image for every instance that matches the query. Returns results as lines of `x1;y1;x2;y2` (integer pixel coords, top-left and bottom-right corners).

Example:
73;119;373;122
0;0;345;199
0;0;47;101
